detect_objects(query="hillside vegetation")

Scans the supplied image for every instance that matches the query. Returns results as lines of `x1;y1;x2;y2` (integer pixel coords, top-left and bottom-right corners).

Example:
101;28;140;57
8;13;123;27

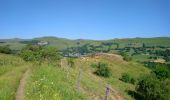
0;37;170;100
1;37;170;50
0;53;29;100
24;53;150;100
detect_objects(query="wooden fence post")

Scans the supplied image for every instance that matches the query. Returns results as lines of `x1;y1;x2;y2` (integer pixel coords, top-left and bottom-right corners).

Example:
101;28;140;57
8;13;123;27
76;69;82;92
66;64;71;80
105;85;110;100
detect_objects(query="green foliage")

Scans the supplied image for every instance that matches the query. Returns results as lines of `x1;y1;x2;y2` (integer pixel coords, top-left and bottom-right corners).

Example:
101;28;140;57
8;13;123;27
120;73;136;84
90;63;97;68
95;62;112;77
20;45;42;61
0;46;12;54
153;67;170;80
67;58;75;67
20;45;61;63
120;73;130;82
164;56;170;62
41;46;61;61
136;75;170;100
123;55;132;61
120;52;132;61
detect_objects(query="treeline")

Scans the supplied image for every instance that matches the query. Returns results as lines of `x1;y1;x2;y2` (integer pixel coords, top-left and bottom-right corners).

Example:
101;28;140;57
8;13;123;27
63;42;119;57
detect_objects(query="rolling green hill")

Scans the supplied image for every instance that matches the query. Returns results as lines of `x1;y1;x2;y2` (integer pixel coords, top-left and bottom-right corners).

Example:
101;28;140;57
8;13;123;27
0;37;170;50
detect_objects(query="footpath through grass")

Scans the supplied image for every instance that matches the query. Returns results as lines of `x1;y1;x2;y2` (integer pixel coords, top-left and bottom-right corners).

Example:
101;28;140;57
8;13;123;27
0;53;29;100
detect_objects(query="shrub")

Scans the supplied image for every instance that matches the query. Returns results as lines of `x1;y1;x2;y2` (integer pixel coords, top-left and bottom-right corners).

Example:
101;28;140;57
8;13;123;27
0;46;12;54
136;75;170;100
120;73;131;83
153;67;170;80
95;62;112;77
20;45;61;63
130;78;136;84
90;63;97;68
120;73;136;84
119;52;132;61
123;55;132;61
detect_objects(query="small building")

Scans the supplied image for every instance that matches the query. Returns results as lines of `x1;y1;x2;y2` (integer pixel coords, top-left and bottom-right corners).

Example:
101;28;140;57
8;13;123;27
37;41;49;46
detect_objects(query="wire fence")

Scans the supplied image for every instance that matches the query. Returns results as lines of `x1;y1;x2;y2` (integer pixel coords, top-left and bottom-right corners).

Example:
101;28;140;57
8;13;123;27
60;58;124;100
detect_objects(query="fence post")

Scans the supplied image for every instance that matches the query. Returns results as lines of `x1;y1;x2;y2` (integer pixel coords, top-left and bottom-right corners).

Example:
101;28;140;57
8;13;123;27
76;69;82;92
66;64;71;80
105;85;110;100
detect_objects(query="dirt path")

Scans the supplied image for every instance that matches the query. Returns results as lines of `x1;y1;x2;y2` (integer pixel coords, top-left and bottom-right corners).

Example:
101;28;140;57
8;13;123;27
16;69;30;100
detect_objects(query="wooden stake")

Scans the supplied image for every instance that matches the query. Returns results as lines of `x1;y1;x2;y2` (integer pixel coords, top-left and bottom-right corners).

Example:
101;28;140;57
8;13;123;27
77;69;82;92
105;85;110;100
66;64;71;80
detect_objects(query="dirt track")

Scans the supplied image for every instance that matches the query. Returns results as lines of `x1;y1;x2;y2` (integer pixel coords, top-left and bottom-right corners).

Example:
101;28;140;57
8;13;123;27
16;69;30;100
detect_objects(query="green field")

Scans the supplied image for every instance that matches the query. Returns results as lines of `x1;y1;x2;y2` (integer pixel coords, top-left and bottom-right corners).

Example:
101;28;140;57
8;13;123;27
0;53;151;100
0;37;169;100
1;37;170;50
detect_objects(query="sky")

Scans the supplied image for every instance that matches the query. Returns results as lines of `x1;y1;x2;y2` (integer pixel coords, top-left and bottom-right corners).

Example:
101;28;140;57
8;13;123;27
0;0;170;40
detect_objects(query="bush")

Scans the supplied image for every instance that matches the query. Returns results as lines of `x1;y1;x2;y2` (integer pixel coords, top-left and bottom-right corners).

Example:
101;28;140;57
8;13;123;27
95;62;112;77
130;78;136;84
0;46;12;54
119;52;132;61
153;67;170;80
123;55;132;61
120;73;131;82
91;63;97;68
120;73;136;84
136;75;170;100
20;45;61;63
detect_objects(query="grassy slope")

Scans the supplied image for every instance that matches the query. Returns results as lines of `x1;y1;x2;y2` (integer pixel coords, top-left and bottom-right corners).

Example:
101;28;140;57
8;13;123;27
25;65;85;100
0;54;29;100
25;54;150;100
72;54;150;100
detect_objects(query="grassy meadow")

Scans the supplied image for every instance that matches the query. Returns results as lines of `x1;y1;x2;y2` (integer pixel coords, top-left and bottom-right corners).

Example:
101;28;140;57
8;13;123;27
0;53;29;100
0;36;169;100
24;54;150;100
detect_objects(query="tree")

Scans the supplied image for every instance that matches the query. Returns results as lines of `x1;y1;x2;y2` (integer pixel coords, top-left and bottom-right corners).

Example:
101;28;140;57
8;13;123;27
116;43;119;49
102;42;113;52
142;43;146;48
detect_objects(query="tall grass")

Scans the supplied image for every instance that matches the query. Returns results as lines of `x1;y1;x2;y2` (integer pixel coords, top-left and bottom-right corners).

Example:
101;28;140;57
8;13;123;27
25;65;85;100
0;53;25;75
0;53;29;100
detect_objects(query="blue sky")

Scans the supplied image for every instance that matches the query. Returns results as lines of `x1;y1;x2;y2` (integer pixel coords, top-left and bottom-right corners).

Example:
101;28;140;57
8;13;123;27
0;0;170;40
